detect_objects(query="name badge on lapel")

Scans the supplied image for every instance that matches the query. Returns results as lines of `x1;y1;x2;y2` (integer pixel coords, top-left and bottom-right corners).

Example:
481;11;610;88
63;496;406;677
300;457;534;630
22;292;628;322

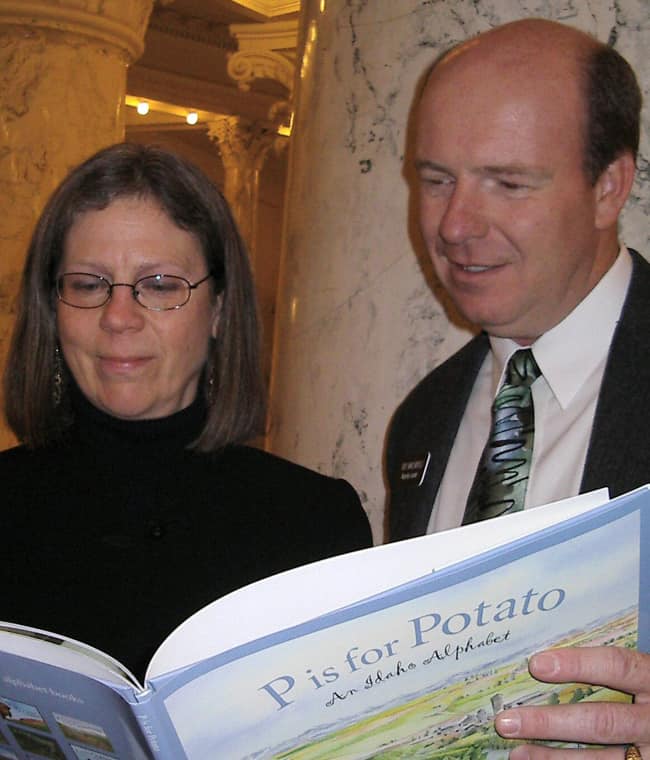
399;452;431;487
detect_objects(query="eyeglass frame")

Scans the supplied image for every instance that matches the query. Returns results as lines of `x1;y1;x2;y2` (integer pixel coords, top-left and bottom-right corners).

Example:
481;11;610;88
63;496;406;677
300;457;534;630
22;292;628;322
55;271;217;311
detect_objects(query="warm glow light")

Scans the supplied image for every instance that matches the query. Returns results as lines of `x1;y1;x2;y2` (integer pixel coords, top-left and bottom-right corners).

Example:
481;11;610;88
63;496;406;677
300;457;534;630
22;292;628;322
126;96;226;128
320;0;326;11
301;21;318;79
230;1;300;16
277;111;294;137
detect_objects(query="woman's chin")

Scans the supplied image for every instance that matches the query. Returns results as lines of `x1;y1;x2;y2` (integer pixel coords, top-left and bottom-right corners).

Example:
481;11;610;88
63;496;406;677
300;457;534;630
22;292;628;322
90;393;165;421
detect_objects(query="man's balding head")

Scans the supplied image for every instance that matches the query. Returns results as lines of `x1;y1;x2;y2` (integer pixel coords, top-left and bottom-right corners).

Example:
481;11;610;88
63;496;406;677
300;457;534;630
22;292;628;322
425;19;641;185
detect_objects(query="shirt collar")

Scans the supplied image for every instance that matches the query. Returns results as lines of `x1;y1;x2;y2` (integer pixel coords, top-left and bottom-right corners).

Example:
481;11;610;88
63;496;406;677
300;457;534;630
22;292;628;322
489;246;632;408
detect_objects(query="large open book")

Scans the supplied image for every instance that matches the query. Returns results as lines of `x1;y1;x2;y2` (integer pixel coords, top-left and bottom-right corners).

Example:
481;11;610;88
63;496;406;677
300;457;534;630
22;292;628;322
1;485;648;760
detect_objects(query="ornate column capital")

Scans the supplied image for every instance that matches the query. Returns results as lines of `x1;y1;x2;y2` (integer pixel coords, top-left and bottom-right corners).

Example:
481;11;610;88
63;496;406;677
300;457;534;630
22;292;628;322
0;0;154;62
228;18;298;95
207;115;279;172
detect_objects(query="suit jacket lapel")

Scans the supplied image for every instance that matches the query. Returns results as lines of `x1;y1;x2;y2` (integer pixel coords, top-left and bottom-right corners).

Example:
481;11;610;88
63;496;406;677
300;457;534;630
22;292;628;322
581;250;650;497
388;333;489;540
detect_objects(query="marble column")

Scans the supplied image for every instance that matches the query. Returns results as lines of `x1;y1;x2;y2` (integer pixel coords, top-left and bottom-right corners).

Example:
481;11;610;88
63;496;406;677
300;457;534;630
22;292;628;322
268;0;650;541
0;0;153;449
207;115;282;262
207;116;287;414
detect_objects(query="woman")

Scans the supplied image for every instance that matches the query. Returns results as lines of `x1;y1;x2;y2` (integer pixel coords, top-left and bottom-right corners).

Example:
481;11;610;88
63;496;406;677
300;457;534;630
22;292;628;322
1;143;372;678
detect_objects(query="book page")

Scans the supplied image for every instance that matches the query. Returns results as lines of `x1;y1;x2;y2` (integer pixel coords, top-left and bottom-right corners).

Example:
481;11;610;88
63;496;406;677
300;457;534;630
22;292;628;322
0;624;140;690
148;488;610;678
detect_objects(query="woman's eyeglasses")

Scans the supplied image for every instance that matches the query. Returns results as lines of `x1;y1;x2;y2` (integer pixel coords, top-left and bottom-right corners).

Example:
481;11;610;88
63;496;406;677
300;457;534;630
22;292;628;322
56;272;214;311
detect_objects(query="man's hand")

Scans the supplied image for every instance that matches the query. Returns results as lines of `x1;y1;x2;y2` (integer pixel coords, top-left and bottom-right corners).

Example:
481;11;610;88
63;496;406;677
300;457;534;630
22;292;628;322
494;646;650;760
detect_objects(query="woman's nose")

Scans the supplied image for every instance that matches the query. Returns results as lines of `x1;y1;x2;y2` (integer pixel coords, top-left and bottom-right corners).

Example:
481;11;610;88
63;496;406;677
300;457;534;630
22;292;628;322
99;284;146;332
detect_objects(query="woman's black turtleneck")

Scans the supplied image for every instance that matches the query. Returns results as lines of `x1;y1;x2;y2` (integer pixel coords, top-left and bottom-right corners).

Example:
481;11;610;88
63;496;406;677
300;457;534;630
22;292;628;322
1;390;371;679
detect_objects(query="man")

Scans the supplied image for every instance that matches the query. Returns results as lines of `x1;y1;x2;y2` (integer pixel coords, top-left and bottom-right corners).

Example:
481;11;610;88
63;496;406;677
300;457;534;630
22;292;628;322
387;18;650;760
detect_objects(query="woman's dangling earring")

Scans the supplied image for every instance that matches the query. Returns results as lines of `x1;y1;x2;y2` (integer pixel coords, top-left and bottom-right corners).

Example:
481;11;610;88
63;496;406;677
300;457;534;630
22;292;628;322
53;346;63;406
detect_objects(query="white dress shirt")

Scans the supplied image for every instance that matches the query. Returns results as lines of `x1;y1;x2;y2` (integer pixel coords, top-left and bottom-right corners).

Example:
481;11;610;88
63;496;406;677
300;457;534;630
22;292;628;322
428;247;633;533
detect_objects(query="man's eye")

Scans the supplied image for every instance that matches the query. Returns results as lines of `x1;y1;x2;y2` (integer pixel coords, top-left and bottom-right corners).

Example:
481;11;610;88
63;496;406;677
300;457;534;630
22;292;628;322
497;179;529;191
421;175;453;190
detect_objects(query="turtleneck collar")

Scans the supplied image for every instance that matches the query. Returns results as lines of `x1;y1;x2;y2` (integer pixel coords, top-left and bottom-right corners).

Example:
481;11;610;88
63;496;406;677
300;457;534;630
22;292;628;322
67;381;207;454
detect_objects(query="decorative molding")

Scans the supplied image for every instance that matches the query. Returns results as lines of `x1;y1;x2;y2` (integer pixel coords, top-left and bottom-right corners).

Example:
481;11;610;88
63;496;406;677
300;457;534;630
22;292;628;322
128;65;279;121
230;18;298;51
228;18;298;94
0;0;153;63
227;49;294;92
231;0;299;18
148;5;236;50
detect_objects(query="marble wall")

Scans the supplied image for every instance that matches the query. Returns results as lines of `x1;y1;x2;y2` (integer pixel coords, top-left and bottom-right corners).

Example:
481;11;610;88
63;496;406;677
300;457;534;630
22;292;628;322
267;0;650;542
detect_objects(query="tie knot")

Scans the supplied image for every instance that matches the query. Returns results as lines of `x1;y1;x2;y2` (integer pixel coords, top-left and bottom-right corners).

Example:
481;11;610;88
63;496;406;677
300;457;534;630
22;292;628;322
505;349;541;388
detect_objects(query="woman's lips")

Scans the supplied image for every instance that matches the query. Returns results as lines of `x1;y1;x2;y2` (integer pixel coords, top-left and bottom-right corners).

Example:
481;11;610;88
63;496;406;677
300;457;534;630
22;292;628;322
98;356;152;374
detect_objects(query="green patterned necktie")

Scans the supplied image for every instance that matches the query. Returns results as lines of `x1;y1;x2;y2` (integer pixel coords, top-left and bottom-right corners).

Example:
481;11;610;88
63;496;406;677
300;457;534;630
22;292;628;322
462;349;541;524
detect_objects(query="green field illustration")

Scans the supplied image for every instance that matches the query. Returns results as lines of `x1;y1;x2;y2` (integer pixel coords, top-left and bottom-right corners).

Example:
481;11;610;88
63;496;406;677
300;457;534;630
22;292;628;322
271;610;636;760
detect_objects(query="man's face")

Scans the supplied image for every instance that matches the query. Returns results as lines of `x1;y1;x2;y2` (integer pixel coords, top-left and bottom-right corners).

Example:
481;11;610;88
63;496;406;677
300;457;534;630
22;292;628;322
415;50;615;344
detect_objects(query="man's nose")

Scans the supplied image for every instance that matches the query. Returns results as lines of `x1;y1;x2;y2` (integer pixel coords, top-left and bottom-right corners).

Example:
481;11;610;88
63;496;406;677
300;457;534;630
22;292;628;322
438;181;488;244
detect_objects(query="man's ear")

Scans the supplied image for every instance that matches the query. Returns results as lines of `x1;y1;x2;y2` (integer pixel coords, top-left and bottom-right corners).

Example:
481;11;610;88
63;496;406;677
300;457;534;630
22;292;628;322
594;151;636;230
211;293;223;339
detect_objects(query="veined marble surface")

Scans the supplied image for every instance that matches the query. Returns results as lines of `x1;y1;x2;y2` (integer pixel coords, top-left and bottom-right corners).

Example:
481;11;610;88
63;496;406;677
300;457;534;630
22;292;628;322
268;0;650;542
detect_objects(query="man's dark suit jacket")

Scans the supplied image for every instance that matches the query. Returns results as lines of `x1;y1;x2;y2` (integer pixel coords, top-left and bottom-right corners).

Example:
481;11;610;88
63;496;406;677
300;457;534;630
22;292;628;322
387;250;650;541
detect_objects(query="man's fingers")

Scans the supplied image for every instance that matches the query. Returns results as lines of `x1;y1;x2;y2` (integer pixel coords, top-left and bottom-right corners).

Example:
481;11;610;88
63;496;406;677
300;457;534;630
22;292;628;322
528;648;650;697
509;745;633;760
496;648;650;760
496;703;650;745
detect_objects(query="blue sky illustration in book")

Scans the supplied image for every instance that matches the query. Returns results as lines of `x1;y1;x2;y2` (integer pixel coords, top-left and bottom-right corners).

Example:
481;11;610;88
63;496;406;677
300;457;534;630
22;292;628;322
164;512;640;759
